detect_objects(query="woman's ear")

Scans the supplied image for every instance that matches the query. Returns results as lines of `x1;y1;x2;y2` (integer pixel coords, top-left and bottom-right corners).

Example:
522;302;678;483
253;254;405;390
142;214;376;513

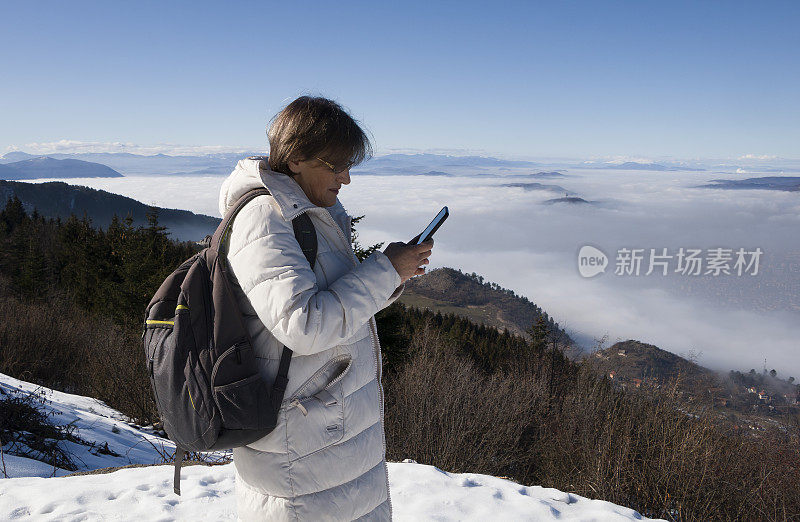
288;159;302;175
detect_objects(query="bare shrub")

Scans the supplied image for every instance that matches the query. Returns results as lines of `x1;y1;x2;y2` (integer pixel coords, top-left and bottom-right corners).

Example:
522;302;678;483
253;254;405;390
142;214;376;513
385;319;800;521
384;320;549;478
0;387;81;473
532;369;800;520
0;284;156;424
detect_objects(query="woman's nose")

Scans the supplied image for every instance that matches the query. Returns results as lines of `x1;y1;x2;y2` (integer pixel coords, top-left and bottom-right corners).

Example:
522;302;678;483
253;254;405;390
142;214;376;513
337;169;351;185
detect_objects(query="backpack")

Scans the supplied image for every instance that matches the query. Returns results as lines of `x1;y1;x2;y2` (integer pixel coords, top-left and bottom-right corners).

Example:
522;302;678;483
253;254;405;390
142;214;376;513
142;187;317;495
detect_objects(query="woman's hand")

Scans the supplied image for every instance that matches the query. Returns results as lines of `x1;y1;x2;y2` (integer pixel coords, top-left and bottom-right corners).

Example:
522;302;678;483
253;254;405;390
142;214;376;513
383;239;434;283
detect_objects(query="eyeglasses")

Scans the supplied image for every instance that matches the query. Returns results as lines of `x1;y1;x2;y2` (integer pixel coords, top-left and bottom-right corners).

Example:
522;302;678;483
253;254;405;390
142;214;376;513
316;157;352;174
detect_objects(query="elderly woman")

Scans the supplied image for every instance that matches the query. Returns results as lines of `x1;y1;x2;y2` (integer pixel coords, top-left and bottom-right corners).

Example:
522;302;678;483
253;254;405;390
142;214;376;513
218;96;433;521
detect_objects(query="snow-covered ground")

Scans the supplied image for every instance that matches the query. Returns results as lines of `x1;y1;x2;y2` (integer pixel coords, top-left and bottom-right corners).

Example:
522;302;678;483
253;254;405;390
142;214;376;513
1;372;658;520
0;372;184;475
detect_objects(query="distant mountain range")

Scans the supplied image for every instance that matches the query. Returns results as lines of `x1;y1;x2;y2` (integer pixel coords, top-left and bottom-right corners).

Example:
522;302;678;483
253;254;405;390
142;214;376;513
365;153;539;169
0;151;260;177
8;151;800;178
696;176;800;192
5;151;533;178
0;180;220;242
0;157;123;180
586;161;706;172
0;152;718;179
351;153;542;176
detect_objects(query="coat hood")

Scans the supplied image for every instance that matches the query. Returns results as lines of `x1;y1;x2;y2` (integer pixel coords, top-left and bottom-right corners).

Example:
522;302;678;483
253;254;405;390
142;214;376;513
219;156;350;228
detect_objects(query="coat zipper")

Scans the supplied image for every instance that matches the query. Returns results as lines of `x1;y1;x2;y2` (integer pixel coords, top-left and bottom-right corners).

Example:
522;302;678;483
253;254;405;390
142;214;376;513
288;354;353;417
210;341;248;387
368;316;393;517
289;354;353;403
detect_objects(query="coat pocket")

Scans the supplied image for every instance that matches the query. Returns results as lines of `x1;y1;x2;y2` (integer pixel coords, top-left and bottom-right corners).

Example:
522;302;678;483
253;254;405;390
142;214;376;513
285;354;352;462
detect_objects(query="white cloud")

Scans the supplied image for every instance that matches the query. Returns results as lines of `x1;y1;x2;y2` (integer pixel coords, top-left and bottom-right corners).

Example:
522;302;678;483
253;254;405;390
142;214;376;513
4;140;255;156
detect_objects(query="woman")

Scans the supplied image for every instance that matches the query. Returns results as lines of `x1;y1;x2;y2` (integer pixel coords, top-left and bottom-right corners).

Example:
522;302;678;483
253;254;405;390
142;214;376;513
218;96;433;521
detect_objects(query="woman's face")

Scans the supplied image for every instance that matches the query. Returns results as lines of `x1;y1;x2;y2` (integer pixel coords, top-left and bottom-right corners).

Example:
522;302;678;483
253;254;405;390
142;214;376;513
288;158;351;208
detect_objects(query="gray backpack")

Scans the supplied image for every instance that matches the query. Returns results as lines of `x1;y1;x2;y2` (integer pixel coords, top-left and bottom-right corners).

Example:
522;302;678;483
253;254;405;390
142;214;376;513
142;188;317;495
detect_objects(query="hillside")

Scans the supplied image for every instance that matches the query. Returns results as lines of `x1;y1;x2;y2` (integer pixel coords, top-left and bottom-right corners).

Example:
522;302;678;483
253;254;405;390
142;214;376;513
0;157;123;180
587;340;800;429
588;340;719;391
398;267;580;357
0;180;220;242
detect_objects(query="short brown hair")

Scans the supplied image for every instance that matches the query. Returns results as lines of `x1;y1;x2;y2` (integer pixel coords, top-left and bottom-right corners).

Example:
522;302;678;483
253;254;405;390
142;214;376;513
267;96;372;176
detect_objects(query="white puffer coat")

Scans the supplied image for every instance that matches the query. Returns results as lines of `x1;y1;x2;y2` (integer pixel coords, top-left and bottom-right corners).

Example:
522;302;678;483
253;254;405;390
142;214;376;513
218;157;403;521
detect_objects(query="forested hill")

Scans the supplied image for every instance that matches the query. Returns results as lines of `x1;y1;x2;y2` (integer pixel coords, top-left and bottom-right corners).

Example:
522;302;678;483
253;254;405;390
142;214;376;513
398;267;579;358
589;340;719;390
0;180;220;242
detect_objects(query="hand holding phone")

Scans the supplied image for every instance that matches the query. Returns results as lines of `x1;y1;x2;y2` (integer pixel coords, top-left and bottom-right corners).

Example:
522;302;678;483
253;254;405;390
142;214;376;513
383;239;434;283
383;206;446;282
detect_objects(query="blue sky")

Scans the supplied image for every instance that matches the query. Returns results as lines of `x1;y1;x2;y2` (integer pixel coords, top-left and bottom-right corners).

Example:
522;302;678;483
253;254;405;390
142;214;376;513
2;1;798;159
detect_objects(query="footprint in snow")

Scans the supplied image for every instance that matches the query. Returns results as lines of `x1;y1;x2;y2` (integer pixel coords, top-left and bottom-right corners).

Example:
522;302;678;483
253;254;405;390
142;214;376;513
9;507;31;519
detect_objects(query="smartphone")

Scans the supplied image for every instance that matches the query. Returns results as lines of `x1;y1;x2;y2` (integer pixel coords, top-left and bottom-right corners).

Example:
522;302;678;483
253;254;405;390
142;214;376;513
410;206;449;245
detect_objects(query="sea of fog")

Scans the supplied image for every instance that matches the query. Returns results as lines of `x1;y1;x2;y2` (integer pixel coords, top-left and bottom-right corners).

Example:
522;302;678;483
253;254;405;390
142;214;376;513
29;166;800;378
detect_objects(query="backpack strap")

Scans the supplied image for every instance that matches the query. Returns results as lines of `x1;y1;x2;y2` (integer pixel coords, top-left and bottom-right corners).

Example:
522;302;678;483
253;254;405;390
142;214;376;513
213;187;319;415
213;188;318;270
173;445;187;495
211;188;272;250
272;210;317;411
271;347;293;412
292;212;317;270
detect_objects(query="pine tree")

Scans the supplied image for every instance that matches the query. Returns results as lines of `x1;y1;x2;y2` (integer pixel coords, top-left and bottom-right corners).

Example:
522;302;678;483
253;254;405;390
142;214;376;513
527;315;549;355
350;215;384;262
